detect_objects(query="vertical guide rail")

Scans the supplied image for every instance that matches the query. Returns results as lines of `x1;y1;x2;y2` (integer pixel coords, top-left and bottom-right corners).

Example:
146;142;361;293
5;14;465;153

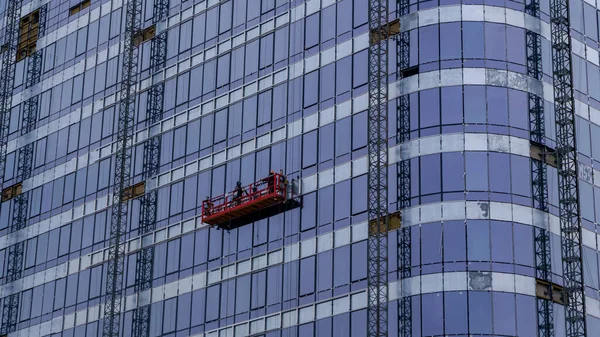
526;0;554;335
102;0;142;333
0;0;20;195
1;4;44;332
131;0;168;336
367;0;389;335
2;48;43;335
396;10;411;337
396;1;411;337
549;0;587;334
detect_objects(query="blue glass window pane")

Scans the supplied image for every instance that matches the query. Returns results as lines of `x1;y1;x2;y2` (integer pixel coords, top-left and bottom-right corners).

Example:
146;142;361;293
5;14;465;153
514;224;534;267
445;292;468;334
467;220;490;261
469;292;493;334
493;292;516;335
193;13;206;47
352;50;367;88
336;56;351;95
441;86;462;125
317;250;333;292
245;40;259;77
506;26;526;65
301;192;317;231
206;7;218;40
422;222;442;264
336;0;351;35
464;86;486;123
511;155;531;197
260;33;274;70
206;285;220;322
303;131;317;168
258;90;272;126
221;279;236;318
422;293;444;335
487;86;508;125
274;27;289;63
321;6;336;42
442;152;464;192
333;245;350;287
334;180;350;220
465;152;488;191
491;221;513;263
267;265;283;305
219;0;232;33
444;221;466;262
508;90;529;130
203;60;216;94
305;13;319;49
232;0;246;28
463;22;484;59
352;112;367;150
489;153;510;193
299;256;316;295
419;25;439;63
351;241;367;281
217;54;230;89
485;23;506;61
177;293;191;330
304;71;319;107
420;154;441;195
440;22;461;60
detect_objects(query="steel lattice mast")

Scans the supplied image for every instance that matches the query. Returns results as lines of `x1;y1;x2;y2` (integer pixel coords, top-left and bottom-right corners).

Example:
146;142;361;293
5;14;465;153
103;0;142;332
131;0;168;335
525;0;554;334
396;0;411;334
549;0;587;334
367;0;389;335
0;0;21;198
0;5;45;333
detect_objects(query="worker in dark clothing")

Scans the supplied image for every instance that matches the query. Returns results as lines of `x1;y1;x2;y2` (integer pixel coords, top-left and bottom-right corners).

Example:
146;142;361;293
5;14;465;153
233;181;244;205
267;170;275;193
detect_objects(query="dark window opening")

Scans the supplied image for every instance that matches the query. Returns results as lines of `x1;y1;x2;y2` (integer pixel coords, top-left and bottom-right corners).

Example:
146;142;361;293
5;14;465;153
401;65;419;78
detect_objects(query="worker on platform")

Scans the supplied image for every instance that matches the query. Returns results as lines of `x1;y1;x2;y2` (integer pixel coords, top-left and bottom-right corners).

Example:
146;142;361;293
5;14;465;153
279;169;288;195
267;170;275;193
204;196;213;215
233;181;244;205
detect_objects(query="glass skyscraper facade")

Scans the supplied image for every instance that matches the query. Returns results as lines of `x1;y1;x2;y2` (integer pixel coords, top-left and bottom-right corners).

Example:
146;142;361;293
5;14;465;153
0;0;600;335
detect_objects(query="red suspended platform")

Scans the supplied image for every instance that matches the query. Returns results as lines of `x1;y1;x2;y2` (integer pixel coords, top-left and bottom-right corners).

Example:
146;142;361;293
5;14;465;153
202;173;300;230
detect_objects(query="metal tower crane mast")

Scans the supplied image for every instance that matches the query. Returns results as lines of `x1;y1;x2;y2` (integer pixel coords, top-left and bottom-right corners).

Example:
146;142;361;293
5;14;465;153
132;0;168;336
549;0;587;335
367;0;389;335
0;0;21;193
103;0;142;332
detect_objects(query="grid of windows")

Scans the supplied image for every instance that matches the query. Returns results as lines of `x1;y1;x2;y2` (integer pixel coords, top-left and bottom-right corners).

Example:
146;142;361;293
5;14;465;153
3;0;600;335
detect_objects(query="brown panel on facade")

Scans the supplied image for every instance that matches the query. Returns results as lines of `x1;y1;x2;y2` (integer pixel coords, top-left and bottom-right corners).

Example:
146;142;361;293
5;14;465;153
369;19;400;45
2;182;22;202
69;0;91;16
133;25;156;46
530;142;557;168
535;279;564;305
369;211;402;235
122;181;145;201
17;9;40;62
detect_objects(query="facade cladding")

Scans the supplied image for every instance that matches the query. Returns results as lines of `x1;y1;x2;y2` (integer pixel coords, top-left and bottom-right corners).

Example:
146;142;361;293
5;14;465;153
0;0;600;335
